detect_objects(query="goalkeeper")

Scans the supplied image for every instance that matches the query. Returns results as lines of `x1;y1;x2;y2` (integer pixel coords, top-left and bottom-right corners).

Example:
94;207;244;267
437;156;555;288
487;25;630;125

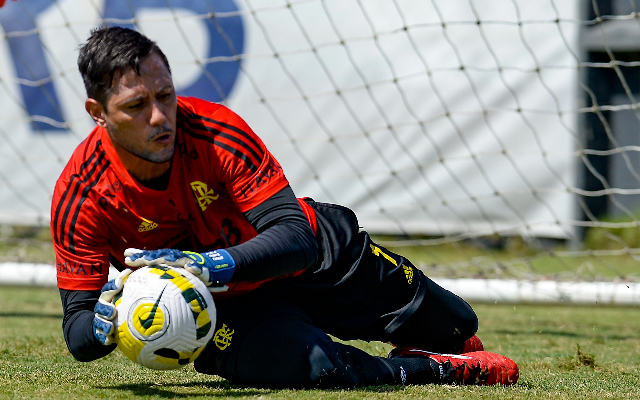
52;26;518;388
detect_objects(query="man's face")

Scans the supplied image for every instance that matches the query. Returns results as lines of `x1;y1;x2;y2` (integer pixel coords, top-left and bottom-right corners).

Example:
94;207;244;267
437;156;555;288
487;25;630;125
90;53;178;164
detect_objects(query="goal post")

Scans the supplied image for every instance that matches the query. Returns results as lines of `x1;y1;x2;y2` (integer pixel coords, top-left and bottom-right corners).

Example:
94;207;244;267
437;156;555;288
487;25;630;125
0;0;639;296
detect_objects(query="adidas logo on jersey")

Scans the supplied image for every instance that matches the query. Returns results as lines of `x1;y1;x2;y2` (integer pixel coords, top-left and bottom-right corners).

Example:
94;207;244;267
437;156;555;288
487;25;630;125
138;218;158;232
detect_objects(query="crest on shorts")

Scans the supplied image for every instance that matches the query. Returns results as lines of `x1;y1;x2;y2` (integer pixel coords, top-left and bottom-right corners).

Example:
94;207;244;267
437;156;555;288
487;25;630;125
213;323;234;350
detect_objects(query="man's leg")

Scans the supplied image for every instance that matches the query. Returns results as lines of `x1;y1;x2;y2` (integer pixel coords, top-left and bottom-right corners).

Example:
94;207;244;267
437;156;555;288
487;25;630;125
194;232;516;388
194;300;511;388
194;297;406;388
286;232;479;353
387;271;479;353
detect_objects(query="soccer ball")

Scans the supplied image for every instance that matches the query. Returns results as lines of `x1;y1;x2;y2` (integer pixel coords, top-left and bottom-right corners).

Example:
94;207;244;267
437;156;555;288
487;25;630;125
114;265;216;370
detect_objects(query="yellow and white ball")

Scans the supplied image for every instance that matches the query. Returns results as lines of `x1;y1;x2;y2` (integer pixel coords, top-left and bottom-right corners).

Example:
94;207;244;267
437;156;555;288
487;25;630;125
114;265;216;370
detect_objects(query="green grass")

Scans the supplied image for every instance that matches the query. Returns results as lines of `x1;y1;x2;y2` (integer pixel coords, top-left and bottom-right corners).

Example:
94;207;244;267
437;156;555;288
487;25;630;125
0;226;55;264
1;286;639;399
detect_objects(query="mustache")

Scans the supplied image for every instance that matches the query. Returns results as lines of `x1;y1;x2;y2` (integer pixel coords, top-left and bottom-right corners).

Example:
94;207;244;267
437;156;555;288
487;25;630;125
149;126;174;140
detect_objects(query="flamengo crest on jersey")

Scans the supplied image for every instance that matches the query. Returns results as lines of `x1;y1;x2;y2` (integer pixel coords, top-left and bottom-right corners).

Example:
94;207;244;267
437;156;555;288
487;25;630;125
190;181;219;211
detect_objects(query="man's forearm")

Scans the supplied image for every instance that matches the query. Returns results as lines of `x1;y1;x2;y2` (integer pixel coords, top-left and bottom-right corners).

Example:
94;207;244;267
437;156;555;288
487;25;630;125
227;218;318;282
59;289;116;361
226;186;319;282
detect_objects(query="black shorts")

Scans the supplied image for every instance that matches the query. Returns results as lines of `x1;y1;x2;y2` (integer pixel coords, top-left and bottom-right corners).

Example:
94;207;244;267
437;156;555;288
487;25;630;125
260;230;427;341
194;201;477;387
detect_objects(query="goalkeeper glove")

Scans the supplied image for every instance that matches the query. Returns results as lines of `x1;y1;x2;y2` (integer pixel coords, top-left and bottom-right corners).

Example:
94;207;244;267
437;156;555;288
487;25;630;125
123;248;236;288
93;269;132;346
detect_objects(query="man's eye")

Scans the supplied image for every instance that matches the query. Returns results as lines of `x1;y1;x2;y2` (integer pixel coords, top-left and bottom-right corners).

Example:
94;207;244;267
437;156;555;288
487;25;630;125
128;102;143;109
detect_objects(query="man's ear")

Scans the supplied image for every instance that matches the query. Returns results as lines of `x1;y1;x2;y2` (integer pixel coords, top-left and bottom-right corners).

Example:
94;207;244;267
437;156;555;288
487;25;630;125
85;98;107;128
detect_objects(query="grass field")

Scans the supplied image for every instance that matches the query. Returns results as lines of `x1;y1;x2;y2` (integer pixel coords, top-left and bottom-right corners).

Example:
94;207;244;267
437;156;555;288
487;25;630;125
1;286;639;399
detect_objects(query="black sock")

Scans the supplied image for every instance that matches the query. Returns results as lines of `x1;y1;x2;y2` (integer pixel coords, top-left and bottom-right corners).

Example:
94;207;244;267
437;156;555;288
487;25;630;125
385;357;444;385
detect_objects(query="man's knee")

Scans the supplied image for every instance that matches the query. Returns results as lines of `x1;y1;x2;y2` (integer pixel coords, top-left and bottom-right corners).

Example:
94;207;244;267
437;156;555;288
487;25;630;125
234;326;349;388
196;316;358;389
455;305;479;345
388;277;479;351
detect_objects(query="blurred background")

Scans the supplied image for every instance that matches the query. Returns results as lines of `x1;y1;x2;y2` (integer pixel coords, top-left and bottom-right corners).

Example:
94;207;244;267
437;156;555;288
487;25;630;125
1;0;640;303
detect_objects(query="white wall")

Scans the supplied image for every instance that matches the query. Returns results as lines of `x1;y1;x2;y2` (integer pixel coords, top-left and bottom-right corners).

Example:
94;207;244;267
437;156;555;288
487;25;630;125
0;0;580;238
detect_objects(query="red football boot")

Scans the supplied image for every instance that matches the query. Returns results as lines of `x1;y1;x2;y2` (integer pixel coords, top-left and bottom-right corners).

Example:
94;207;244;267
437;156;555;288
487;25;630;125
460;334;484;353
388;348;519;386
389;334;484;354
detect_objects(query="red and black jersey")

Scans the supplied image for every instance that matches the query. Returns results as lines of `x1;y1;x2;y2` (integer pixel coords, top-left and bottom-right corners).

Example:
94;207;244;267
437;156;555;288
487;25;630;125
51;96;314;298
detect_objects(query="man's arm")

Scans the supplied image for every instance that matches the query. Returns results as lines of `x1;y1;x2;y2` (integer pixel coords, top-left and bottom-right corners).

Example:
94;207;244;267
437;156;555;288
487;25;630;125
228;185;319;281
59;288;116;361
61;185;315;362
127;186;319;285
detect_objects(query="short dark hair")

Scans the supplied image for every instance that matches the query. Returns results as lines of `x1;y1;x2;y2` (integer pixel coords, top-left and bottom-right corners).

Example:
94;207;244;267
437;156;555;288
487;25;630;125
78;26;171;106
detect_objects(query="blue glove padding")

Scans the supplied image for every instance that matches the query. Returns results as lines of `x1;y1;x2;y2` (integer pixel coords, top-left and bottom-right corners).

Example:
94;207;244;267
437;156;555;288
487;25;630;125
93;269;132;346
124;248;236;287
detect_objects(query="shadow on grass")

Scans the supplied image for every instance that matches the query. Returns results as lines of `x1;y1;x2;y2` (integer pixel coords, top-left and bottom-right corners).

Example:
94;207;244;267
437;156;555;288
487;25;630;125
96;381;269;398
97;381;407;397
0;312;62;319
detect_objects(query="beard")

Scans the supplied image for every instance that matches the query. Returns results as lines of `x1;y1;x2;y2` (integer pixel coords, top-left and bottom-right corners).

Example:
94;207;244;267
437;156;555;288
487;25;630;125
108;123;176;164
140;140;175;163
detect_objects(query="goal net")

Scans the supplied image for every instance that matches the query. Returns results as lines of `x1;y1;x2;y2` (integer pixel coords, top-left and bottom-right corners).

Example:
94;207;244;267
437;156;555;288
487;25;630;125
1;0;640;298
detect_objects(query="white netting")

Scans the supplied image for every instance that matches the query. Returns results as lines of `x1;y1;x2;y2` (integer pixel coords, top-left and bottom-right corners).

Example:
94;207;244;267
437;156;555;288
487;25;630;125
1;0;640;286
